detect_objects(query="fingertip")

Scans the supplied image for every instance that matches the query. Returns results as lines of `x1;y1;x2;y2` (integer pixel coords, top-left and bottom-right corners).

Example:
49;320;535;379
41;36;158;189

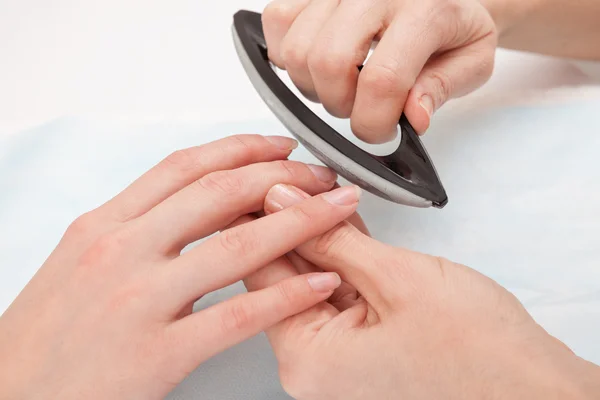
265;135;299;151
306;272;342;292
322;185;361;206
264;184;310;214
403;94;432;135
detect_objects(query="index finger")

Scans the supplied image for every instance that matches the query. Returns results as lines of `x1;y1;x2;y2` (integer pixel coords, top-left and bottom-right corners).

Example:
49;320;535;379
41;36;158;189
263;185;394;312
158;185;361;312
99;134;298;221
351;12;440;143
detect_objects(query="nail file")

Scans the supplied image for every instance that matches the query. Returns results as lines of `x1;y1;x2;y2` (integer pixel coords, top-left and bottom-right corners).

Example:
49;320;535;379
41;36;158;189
232;9;448;208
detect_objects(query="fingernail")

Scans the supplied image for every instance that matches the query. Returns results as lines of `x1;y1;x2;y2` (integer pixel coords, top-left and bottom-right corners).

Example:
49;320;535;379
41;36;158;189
265;135;298;150
419;94;434;117
307;164;337;182
307;272;341;292
322;185;361;206
266;184;309;211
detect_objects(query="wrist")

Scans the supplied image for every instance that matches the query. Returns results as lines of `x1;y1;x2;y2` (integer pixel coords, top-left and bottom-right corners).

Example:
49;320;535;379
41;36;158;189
478;0;544;39
500;331;600;399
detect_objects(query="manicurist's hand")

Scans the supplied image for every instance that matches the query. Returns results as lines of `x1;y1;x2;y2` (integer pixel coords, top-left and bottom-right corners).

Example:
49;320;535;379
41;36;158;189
261;0;498;142
246;185;600;400
0;135;363;400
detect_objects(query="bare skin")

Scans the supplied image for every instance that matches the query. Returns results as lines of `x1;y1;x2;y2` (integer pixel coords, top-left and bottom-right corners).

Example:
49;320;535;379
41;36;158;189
262;0;600;142
2;0;600;398
0;135;364;399
244;184;600;400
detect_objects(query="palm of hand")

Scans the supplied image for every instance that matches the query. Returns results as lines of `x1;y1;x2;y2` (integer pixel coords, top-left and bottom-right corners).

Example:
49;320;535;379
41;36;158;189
246;185;591;400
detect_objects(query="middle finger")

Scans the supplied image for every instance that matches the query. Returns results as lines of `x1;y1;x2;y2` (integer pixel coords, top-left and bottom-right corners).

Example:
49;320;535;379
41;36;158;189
280;0;340;101
132;160;337;254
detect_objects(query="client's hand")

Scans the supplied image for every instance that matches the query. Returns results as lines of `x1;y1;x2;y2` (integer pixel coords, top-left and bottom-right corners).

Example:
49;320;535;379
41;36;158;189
261;0;498;142
246;185;600;399
0;135;362;400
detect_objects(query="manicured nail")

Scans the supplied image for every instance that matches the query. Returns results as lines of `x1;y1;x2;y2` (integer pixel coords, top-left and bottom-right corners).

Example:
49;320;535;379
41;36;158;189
307;164;337;183
322;185;361;206
265;135;298;150
419;94;434;117
307;272;341;292
266;184;309;211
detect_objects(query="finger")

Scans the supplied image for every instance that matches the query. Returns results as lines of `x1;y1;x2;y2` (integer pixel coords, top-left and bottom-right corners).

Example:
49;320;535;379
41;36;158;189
161;184;361;310
351;11;441;144
285;250;319;275
228;218;341;337
165;271;341;369
262;0;311;69
286;251;359;312
231;221;341;333
268;185;361;310
224;190;366;312
332;182;370;236
264;184;391;312
280;0;339;101
100;134;298;221
228;212;359;312
224;214;302;288
347;212;370;236
133;161;337;254
307;0;384;117
404;34;497;134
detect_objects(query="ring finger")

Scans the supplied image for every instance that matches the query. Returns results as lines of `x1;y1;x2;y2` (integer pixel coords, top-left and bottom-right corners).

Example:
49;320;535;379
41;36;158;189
280;0;340;101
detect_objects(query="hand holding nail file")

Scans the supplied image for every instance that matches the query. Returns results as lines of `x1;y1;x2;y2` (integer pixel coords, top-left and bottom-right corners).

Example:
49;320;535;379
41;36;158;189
232;10;448;208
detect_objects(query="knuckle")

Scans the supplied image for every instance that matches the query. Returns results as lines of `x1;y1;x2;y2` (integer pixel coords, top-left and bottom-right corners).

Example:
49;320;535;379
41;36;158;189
280;40;309;70
220;301;253;333
228;134;255;154
426;0;462;27
218;227;258;257
106;280;149;314
78;227;134;269
275;160;301;181
163;148;200;175
263;0;297;27
196;170;245;197
218;135;261;165
65;211;99;239
432;256;450;279
440;0;463;17
361;63;408;97
273;279;297;308
289;205;314;226
307;46;345;77
312;222;355;258
428;69;453;103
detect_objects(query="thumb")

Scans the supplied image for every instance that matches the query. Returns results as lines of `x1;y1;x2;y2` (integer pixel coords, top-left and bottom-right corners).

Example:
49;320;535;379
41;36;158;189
404;35;497;134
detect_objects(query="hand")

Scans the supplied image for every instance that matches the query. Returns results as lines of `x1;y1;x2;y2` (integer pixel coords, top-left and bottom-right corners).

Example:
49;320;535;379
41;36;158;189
0;134;364;400
245;184;600;399
261;0;497;142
